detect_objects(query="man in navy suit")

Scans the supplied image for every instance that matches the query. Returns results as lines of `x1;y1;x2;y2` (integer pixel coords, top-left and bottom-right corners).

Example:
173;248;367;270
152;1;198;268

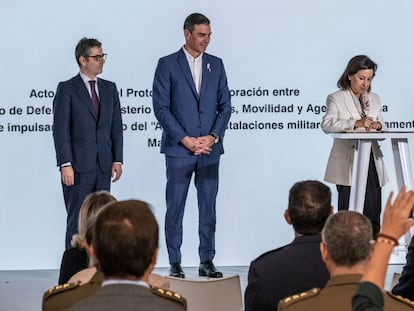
245;180;331;311
53;37;123;250
152;13;231;278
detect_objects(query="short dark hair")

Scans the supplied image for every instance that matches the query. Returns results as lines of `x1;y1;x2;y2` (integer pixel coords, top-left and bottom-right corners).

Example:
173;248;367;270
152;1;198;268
74;37;102;66
337;55;377;92
183;13;210;32
322;211;372;266
93;200;158;278
288;180;332;235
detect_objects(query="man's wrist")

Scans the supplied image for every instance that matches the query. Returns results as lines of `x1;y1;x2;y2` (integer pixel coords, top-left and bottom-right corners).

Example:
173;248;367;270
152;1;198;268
209;133;219;144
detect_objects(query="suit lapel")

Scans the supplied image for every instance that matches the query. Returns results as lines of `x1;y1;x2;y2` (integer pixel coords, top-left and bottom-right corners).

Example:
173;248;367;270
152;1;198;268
199;54;211;101
75;74;97;121
177;50;199;100
97;78;107;124
342;89;360;119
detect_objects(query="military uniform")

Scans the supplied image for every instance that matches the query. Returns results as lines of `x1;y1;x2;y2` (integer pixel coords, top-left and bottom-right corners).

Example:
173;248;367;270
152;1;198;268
43;270;172;311
277;274;414;310
66;283;186;311
42;270;103;311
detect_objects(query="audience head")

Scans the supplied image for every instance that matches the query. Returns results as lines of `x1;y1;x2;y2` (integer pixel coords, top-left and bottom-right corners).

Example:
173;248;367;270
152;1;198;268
92;200;159;279
71;191;116;249
286;180;332;235
321;211;373;267
337;55;377;92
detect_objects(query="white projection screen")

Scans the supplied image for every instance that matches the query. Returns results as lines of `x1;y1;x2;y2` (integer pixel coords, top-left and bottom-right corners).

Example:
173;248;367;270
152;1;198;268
1;0;414;269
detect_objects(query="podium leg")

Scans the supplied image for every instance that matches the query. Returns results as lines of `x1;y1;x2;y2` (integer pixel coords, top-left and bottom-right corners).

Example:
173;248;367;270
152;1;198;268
349;140;372;213
391;138;414;243
392;138;414;190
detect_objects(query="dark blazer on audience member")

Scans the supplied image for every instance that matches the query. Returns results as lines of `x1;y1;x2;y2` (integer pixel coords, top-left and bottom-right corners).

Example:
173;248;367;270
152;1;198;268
66;283;186;311
244;234;330;311
58;247;89;285
392;235;414;300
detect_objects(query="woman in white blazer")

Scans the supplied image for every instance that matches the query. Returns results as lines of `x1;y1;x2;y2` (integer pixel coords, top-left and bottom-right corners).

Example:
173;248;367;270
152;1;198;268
322;55;388;237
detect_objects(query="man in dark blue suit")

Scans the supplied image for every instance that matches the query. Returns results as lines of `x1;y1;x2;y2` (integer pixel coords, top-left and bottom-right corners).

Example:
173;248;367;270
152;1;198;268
392;235;414;300
152;13;231;278
244;180;332;311
53;37;123;250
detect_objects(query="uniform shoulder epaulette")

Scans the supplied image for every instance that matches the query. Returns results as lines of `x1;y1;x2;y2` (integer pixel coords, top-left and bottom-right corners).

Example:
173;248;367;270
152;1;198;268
43;282;81;300
151;285;187;307
279;288;321;308
386;291;414;307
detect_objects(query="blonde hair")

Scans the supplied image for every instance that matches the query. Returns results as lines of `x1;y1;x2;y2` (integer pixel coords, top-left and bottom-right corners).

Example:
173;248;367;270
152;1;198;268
71;191;116;248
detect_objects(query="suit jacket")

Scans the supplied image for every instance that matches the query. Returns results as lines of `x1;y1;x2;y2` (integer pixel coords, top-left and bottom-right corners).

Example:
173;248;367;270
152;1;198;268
53;74;123;173
277;274;414;310
392;235;414;300
43;271;172;311
244;234;330;311
322;89;388;186
58;247;89;285
152;49;231;157
43;271;103;311
67;283;186;311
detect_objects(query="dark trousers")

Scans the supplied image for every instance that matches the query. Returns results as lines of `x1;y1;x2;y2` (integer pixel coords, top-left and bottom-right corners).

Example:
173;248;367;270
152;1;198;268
337;152;381;238
165;154;219;264
62;164;110;249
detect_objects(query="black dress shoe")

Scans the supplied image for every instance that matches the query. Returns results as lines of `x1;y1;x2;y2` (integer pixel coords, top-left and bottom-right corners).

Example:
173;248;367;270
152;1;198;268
169;263;185;278
199;260;223;278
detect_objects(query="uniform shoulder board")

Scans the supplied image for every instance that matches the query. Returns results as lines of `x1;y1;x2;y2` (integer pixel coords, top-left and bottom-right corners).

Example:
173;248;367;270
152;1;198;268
386;291;414;307
43;282;81;300
151;286;187;307
279;288;321;308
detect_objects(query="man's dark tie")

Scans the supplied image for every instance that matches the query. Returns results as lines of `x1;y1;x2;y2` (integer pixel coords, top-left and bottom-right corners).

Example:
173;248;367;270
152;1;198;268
88;80;100;115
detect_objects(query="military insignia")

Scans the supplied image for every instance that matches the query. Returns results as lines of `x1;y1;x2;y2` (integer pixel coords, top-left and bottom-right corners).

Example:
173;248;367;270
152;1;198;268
43;281;81;300
279;288;321;308
386;292;414;307
151;286;187;307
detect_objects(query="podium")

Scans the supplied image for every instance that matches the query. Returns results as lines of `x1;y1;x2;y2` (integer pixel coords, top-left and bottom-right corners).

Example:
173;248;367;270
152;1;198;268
332;131;414;214
332;131;414;257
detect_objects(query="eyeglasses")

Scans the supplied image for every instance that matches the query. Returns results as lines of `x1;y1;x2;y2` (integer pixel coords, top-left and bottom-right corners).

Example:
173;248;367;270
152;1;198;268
86;54;107;61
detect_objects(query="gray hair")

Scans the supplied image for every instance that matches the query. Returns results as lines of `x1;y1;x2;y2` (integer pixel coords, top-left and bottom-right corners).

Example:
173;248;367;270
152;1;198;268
322;211;372;266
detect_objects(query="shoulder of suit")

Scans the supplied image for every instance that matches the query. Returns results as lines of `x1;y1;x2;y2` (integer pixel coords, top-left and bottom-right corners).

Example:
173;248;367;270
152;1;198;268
367;91;380;100
327;89;346;98
386;291;414;307
97;77;115;86
202;52;222;62
151;285;186;306
278;288;321;308
43;281;81;300
252;243;293;263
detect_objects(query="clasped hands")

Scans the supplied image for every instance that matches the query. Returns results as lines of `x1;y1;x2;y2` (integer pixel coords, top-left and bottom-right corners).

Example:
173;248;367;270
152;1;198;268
181;135;215;155
355;116;382;131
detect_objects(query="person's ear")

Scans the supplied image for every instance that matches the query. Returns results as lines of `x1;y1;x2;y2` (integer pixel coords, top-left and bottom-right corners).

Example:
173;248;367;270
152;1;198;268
149;248;159;272
184;29;191;40
284;209;292;225
79;56;87;67
88;244;96;260
320;242;329;264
